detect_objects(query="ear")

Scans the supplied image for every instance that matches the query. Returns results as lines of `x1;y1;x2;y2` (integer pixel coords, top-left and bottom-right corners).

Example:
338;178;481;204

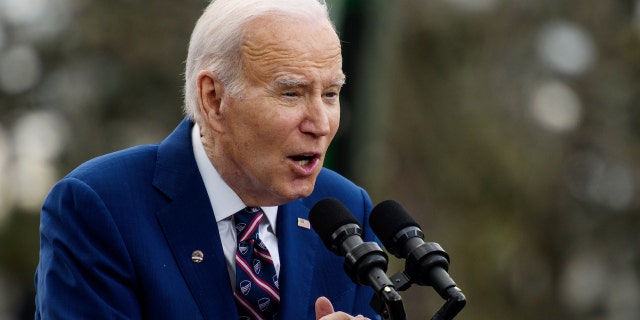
197;70;226;132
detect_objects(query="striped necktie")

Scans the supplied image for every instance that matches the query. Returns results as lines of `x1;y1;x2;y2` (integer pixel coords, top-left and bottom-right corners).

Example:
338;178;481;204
233;207;280;320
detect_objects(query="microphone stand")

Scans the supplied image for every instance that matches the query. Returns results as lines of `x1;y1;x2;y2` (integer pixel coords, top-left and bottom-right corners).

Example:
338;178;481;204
388;242;466;320
368;282;407;320
344;242;408;320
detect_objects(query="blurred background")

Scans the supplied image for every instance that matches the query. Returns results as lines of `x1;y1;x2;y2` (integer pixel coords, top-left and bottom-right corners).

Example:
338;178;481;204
0;0;638;319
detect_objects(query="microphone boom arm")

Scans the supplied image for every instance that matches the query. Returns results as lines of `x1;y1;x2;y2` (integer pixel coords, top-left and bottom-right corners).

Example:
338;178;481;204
369;283;407;320
388;241;466;320
343;241;408;320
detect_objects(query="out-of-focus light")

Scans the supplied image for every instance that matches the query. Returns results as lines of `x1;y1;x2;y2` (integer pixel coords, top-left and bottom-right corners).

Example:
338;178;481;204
0;0;74;42
0;45;42;94
566;152;635;211
0;0;47;25
13;159;57;212
562;247;640;318
11;110;68;212
606;269;640;320
559;250;607;313
537;21;596;76
13;110;68;161
529;80;582;133
443;0;499;13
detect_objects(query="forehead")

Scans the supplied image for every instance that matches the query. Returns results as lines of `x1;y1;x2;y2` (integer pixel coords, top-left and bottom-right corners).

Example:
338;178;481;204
240;15;343;82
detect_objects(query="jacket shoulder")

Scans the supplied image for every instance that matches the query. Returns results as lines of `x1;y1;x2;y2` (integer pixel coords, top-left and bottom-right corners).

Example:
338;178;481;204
66;144;159;187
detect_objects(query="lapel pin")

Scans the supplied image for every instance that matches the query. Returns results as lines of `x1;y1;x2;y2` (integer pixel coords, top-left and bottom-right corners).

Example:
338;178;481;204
297;217;310;229
191;250;204;263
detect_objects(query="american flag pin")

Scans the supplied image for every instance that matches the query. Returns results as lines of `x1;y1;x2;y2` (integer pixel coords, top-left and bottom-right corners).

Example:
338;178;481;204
297;218;310;229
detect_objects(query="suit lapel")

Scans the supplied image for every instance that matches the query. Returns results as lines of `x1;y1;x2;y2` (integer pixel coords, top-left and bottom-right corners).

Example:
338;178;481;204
276;200;321;318
153;118;238;320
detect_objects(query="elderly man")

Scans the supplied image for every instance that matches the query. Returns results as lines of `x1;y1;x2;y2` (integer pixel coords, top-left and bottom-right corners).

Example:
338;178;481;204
35;0;379;319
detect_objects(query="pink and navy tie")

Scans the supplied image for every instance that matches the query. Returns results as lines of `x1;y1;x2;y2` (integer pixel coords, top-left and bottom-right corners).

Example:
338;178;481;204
234;207;280;320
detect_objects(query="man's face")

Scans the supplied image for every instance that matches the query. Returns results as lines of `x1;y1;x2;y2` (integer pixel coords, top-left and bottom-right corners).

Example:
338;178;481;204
208;15;343;206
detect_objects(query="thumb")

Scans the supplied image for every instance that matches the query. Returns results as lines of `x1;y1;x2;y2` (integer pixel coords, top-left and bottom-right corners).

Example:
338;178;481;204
315;296;335;320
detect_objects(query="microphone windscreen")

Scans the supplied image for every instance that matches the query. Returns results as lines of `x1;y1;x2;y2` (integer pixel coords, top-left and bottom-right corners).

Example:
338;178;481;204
369;200;420;250
309;198;359;249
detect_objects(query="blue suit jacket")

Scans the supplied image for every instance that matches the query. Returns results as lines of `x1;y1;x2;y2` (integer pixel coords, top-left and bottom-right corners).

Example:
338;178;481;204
35;118;380;319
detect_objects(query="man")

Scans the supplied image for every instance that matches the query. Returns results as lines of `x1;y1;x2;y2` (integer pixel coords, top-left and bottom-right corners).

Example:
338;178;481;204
35;0;380;319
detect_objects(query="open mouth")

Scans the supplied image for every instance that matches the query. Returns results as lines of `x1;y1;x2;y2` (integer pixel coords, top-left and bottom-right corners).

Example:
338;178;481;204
289;154;318;166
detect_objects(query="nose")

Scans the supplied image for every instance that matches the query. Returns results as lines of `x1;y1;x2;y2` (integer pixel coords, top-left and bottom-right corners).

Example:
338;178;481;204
300;96;335;137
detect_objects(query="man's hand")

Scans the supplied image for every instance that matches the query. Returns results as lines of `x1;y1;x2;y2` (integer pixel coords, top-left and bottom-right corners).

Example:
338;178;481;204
315;296;370;320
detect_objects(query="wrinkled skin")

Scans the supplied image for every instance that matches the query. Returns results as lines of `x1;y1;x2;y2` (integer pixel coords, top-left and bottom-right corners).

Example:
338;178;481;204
197;14;344;207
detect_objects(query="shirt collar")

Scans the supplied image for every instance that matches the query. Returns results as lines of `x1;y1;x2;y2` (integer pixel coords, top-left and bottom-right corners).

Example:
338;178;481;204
191;123;278;231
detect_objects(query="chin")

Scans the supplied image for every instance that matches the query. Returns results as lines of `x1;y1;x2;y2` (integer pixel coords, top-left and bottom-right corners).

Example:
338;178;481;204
269;175;318;204
284;184;316;202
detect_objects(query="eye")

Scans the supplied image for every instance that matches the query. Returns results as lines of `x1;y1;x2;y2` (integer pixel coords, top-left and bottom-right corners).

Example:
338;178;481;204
324;92;338;98
323;90;340;99
283;91;298;97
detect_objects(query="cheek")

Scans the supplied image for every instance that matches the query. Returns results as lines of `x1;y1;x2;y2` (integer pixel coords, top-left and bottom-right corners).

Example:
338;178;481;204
260;111;304;137
234;119;285;157
330;109;341;135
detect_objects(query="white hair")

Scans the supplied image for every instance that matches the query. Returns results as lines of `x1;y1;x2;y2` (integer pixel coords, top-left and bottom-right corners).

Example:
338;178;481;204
183;0;334;123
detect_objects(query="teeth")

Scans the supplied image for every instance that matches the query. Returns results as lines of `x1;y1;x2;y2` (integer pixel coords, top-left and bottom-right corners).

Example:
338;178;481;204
297;160;310;166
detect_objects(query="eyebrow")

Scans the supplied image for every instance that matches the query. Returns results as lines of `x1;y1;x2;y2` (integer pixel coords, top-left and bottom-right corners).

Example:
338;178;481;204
276;78;308;88
331;76;346;87
275;75;346;88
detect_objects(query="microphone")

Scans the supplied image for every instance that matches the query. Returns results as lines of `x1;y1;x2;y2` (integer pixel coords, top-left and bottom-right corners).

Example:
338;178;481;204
370;200;463;301
309;198;407;319
308;198;393;293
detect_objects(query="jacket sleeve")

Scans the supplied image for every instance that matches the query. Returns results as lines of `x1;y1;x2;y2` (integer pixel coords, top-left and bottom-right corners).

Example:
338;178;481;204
34;177;141;319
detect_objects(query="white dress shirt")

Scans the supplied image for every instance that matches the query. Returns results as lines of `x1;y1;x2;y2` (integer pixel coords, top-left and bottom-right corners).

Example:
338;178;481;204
191;123;280;287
